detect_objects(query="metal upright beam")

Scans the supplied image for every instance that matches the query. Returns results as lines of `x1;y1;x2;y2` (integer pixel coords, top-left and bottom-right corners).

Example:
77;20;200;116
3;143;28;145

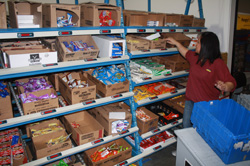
184;0;191;15
198;0;204;19
104;0;109;4
75;0;79;5
148;0;151;12
56;0;59;4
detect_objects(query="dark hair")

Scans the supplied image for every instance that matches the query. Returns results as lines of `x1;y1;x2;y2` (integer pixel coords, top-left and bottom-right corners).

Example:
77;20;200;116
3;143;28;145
197;32;222;66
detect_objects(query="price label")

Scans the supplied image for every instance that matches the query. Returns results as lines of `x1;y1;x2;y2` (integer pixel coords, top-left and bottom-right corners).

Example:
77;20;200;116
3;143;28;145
137;29;146;33
111;94;123;99
17;33;34;38
59;31;72;36
83;100;96;105
0;120;7;125
84;58;97;62
100;30;111;34
119;130;129;136
149;96;158;100
117;161;128;166
151;128;160;134
41;109;56;115
47;153;62;160
91;138;104;145
42;63;58;67
153;145;162;151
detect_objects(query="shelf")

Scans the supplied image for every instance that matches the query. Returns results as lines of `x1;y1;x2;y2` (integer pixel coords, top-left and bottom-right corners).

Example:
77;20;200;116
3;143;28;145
132;70;189;87
0;26;124;39
129;47;195;59
0;56;130;80
140;119;183;140
135;88;186;107
0;92;134;130
22;126;139;166
117;136;176;166
125;26;207;34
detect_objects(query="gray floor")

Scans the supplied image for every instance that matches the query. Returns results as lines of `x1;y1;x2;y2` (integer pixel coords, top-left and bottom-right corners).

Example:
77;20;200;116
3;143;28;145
142;142;177;166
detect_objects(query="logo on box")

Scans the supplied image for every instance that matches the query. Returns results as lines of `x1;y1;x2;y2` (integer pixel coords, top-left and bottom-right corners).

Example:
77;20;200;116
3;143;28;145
29;54;41;63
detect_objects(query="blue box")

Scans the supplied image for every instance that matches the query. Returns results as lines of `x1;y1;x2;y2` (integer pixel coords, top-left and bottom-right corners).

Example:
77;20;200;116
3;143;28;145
191;99;250;164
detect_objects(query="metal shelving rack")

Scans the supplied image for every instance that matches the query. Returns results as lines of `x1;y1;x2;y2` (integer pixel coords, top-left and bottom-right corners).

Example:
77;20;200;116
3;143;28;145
0;0;206;165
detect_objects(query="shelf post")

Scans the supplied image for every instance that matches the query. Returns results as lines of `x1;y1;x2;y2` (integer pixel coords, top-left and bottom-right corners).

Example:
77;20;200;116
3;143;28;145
104;0;109;4
184;0;191;15
75;0;79;5
148;0;151;12
198;0;204;19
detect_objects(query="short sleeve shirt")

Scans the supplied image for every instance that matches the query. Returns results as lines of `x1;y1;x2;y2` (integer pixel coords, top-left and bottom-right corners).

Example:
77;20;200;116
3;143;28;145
185;50;237;102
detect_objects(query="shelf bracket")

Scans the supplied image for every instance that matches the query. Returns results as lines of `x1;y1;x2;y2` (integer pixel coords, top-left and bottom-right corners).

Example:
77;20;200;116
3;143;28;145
185;0;204;19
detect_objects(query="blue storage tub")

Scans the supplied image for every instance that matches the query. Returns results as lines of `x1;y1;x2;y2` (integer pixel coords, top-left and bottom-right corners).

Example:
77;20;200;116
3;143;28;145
191;99;250;164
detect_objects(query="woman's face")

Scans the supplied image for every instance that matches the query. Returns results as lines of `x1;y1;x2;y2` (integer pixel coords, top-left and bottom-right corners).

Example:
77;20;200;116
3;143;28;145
195;37;201;54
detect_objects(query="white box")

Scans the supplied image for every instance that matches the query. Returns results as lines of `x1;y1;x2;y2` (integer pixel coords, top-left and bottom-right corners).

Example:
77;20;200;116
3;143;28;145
5;49;58;68
17;15;34;20
92;35;125;58
18;23;40;28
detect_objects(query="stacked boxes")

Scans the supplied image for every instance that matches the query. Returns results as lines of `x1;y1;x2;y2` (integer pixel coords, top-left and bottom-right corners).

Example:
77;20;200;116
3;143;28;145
126;35;150;52
161;33;192;48
165;14;194;27
0;82;13;121
8;1;42;28
123;10;148;26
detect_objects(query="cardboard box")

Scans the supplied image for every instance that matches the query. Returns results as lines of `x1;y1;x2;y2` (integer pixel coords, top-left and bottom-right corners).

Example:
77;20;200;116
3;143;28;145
163;54;190;72
147;13;165;26
33;129;71;159
192;17;205;27
136;107;159;134
161;33;191;48
133;34;166;49
87;70;129;97
83;138;132;166
126;35;150;52
58;72;96;105
5;48;58;68
0;2;7;29
0;84;13;121
41;38;56;50
88;103;132;136
56;35;99;62
42;3;80;27
45;156;76;166
123;10;148;26
163;95;185;114
221;52;228;64
63;111;104;145
8;1;42;28
165;14;194;27
80;3;121;27
48;73;60;91
92;35;125;58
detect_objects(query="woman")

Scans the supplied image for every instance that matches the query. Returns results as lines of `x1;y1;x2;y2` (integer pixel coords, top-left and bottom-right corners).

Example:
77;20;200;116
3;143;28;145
165;31;237;128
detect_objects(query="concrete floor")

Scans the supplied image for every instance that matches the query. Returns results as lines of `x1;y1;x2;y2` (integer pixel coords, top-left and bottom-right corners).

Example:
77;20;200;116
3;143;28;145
142;142;177;166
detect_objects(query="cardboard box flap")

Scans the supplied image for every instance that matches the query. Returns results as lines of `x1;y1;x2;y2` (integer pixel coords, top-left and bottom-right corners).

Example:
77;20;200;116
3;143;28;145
5;48;55;55
102;103;132;120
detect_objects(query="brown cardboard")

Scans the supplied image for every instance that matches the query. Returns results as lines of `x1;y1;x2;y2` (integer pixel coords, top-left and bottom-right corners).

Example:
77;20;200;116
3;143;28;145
161;33;191;48
20;88;59;115
83;138;132;166
8;1;42;28
48;73;60;91
221;52;228;64
136;107;159;134
88;103;132;136
87;70;129;97
56;35;99;62
41;38;56;50
32;129;72;159
0;84;13;121
0;2;7;29
132;34;166;49
13;145;32;166
162;54;190;72
58;72;96;105
26;121;43;138
63;111;104;145
42;4;80;27
80;3;121;27
147;13;165;26
29;119;64;138
192;18;205;27
163;95;185;114
126;35;150;52
123;10;148;26
165;14;194;27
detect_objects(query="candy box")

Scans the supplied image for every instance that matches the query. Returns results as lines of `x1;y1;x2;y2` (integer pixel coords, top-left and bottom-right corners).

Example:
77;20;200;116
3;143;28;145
131;34;166;50
56;35;99;62
58;72;96;105
62;111;104;145
83;138;132;166
80;3;121;27
87;69;129;97
123;10;148;26
42;3;80;27
0;83;13;121
88;102;132;136
32;129;71;159
126;35;150;52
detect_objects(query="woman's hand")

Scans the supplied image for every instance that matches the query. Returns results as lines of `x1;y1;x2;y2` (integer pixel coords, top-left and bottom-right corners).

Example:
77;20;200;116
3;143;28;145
215;80;234;92
164;37;179;46
164;37;188;58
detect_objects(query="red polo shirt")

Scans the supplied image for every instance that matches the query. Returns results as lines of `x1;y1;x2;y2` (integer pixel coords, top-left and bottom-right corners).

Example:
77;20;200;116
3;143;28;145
185;50;236;102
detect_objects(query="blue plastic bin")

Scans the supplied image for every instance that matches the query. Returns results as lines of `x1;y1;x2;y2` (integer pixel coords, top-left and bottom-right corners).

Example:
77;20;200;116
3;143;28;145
191;99;250;164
